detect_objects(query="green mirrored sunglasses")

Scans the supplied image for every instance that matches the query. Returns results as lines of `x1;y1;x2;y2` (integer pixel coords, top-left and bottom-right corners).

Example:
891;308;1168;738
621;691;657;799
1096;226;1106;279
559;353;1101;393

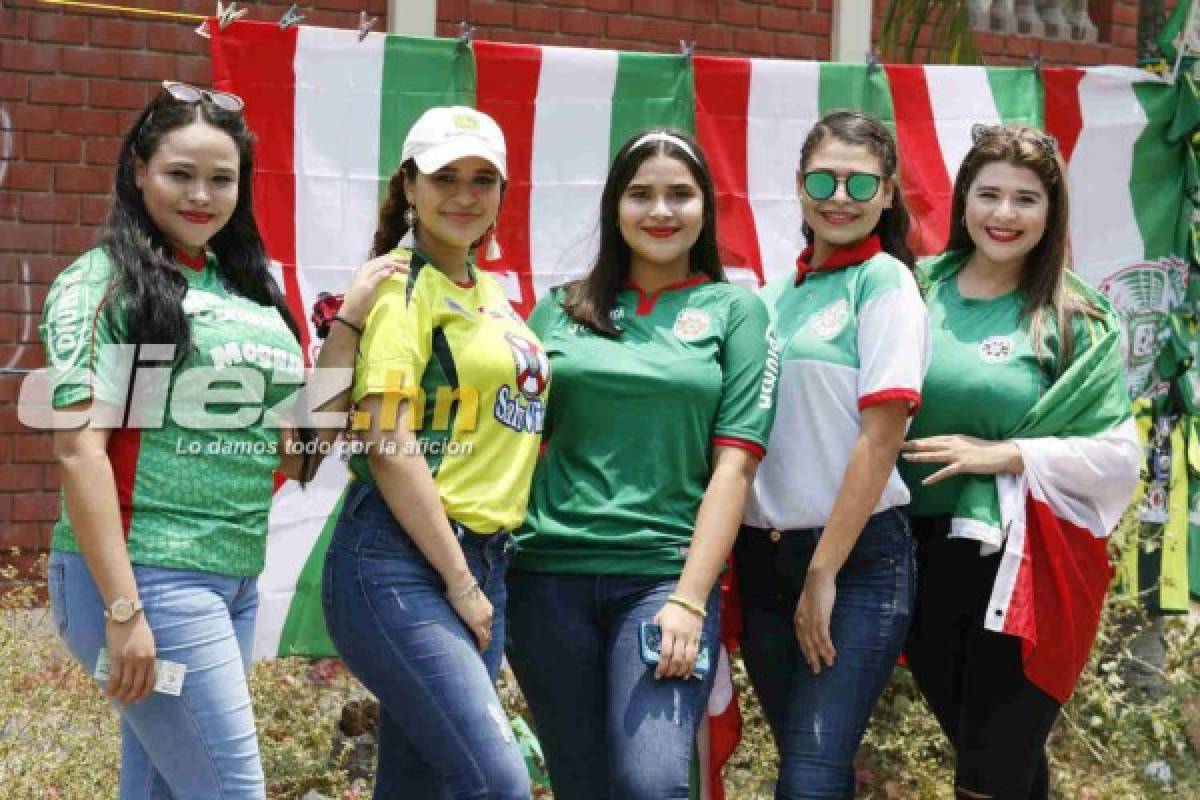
802;170;882;202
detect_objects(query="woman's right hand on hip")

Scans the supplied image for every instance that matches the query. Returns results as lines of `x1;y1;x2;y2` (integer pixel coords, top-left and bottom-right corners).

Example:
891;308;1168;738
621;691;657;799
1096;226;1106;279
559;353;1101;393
105;614;157;705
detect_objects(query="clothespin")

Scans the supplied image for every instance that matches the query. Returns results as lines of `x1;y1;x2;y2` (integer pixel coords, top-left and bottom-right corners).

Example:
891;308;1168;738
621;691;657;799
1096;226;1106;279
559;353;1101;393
194;19;211;39
279;4;305;30
1029;52;1043;79
357;10;378;43
865;49;880;74
679;40;695;62
457;21;474;50
216;1;247;30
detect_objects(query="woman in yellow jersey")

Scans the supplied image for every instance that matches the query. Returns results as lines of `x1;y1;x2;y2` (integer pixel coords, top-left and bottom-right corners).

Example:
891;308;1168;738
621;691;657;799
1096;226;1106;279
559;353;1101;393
317;107;544;800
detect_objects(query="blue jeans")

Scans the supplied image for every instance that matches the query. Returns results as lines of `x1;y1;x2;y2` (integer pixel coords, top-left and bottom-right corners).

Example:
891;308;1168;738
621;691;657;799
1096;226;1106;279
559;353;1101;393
734;509;916;800
48;549;264;800
322;481;530;800
505;571;720;800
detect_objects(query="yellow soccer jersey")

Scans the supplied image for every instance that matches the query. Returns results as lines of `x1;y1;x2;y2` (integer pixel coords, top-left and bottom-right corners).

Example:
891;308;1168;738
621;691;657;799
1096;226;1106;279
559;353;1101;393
351;247;549;533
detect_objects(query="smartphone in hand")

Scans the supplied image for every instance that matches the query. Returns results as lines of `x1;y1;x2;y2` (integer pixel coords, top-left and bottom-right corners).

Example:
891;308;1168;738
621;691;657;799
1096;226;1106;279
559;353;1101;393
638;621;711;679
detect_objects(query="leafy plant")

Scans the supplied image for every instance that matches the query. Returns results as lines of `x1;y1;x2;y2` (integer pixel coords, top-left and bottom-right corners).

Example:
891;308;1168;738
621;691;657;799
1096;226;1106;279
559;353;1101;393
879;0;983;65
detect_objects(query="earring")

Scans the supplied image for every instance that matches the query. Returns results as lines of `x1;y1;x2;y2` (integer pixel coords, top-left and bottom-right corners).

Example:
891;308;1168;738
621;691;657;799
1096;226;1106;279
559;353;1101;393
403;207;417;228
485;230;503;261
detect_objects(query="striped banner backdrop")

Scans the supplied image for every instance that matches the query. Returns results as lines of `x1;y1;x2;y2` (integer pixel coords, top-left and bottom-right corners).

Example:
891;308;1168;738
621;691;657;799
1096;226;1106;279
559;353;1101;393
210;20;1191;795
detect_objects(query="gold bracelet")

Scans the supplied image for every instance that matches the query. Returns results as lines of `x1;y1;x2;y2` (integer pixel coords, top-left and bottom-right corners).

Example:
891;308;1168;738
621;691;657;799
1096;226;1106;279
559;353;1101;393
667;593;707;618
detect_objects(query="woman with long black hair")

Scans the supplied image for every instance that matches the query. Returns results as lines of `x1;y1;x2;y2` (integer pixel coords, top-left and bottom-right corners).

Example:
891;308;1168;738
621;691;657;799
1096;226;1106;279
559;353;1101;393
41;82;315;798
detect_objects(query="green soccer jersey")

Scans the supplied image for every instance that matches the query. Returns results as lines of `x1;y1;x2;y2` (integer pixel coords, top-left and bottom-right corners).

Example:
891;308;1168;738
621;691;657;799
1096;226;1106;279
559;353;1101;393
513;276;774;576
903;253;1087;515
40;248;304;576
350;243;549;534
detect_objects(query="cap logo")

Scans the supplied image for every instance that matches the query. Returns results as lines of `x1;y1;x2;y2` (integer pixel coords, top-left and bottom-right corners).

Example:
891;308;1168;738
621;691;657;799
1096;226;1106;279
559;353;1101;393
452;112;480;132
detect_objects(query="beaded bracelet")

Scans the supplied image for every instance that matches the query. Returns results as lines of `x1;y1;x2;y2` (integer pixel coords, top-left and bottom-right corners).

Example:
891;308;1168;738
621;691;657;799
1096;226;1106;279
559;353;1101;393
446;577;480;603
667;593;707;618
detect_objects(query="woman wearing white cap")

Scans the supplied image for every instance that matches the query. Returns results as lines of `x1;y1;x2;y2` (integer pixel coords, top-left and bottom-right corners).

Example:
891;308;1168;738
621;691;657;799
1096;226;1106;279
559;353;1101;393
315;106;544;799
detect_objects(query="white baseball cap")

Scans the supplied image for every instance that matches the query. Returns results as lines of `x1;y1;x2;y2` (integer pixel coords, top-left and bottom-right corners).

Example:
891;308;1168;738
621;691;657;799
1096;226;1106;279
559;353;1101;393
401;106;507;180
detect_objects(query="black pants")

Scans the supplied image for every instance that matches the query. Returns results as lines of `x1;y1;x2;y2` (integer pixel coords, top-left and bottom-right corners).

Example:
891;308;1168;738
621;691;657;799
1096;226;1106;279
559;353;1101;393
904;516;1061;800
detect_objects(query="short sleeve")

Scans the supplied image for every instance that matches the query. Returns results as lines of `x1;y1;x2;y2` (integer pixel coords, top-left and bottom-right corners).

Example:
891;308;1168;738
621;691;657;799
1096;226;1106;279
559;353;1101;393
38;250;127;409
352;270;432;403
712;289;774;459
856;259;929;415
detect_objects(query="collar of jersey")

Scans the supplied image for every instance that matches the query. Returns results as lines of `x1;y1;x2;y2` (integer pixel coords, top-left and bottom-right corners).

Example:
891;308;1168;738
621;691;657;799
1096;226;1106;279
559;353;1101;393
794;235;882;286
173;247;210;272
622;273;710;315
398;231;476;288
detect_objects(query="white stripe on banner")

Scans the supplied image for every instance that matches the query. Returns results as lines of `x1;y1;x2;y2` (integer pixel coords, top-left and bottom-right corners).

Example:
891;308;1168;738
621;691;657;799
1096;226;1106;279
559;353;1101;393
924;65;1001;186
1069;68;1148;285
529;46;619;297
294;27;386;316
255;457;348;659
746;59;816;282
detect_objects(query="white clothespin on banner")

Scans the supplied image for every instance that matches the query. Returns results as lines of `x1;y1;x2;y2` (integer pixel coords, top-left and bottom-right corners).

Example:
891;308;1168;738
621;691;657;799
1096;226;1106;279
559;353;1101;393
357;11;378;42
457;21;474;50
216;1;247;30
194;19;211;39
679;40;695;62
279;4;305;30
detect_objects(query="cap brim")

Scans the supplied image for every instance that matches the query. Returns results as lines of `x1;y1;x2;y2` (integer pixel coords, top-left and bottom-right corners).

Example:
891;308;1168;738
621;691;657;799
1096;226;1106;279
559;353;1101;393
412;139;507;180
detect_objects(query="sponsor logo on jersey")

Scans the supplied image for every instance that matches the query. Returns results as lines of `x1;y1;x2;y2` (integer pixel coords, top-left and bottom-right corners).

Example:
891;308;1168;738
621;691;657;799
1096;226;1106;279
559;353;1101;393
673;308;711;341
978;335;1014;364
759;330;781;409
810;299;849;340
46;274;91;372
478;304;521;323
494;333;549;434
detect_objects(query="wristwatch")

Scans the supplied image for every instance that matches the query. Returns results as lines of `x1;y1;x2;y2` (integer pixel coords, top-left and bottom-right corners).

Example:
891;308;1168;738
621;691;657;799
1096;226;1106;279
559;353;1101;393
104;596;143;623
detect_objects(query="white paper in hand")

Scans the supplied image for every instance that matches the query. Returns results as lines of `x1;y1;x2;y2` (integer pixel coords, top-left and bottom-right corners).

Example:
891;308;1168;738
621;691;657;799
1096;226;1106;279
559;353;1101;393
94;648;187;696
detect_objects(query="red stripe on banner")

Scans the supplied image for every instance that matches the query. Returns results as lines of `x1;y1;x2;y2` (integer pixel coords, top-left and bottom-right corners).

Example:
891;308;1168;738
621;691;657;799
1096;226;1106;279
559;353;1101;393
694;56;763;284
211;22;310;362
1042;68;1086;164
884;65;951;257
107;429;141;537
1004;494;1113;704
474;40;543;318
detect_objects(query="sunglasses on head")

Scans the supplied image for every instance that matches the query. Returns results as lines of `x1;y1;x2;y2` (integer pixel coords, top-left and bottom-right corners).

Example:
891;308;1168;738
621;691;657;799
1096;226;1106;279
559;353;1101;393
802;170;882;202
159;80;244;113
970;123;1057;157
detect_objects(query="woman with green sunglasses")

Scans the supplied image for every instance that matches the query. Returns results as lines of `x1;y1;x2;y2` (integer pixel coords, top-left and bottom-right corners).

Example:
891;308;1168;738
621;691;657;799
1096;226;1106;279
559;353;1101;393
736;110;930;798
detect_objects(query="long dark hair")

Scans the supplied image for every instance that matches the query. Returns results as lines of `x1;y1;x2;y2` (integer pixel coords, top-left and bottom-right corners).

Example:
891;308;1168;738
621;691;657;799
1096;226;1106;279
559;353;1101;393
108;89;316;476
370;158;505;259
799;110;915;270
107;91;304;355
946;125;1097;367
563;128;724;336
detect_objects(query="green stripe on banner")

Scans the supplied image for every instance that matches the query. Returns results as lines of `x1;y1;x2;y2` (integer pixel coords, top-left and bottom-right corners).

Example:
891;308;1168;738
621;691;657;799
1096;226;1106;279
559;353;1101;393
277;490;346;657
986;68;1043;128
609;52;695;160
1131;81;1189;260
378;36;477;190
818;63;896;129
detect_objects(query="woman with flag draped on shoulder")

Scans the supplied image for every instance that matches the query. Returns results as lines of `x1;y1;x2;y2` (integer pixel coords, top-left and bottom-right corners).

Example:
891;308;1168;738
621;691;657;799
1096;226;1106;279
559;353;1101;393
900;124;1141;800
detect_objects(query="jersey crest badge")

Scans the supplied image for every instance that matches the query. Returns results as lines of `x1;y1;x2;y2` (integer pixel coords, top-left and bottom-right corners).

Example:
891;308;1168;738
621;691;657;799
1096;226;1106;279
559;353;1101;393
979;335;1014;364
673;308;711;342
810;299;849;340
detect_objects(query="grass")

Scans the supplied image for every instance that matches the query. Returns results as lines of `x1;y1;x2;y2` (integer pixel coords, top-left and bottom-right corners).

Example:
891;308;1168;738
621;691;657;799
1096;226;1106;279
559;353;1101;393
1;554;1196;799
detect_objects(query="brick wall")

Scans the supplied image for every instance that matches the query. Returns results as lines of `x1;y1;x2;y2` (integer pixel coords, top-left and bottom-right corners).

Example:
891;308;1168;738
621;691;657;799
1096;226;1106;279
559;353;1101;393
0;0;1171;590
